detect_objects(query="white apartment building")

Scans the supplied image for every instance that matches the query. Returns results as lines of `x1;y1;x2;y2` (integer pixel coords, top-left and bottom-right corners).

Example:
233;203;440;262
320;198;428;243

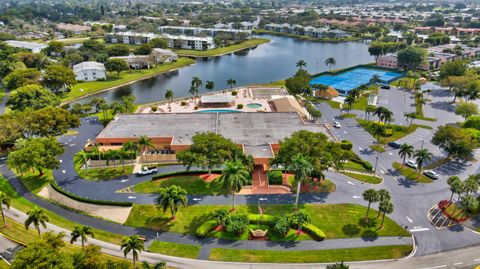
163;34;215;51
73;61;106;82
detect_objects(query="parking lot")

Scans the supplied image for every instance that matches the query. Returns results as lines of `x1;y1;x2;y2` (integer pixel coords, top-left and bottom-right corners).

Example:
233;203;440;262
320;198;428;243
330;118;377;146
432;160;471;178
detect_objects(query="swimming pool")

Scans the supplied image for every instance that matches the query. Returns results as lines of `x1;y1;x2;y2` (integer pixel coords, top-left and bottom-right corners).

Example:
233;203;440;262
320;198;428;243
196;109;241;113
310;67;403;95
246;103;262;109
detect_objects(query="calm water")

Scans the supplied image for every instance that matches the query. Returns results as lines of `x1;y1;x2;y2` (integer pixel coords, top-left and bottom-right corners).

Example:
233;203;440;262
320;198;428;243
78;35;374;104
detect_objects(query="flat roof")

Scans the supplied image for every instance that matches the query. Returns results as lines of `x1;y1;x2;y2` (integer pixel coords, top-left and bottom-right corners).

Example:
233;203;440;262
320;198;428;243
200;95;235;103
97;112;330;157
5;40;47;51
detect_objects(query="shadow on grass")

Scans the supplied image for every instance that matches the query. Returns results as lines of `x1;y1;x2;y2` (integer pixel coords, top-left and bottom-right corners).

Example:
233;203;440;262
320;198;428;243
342;224;361;237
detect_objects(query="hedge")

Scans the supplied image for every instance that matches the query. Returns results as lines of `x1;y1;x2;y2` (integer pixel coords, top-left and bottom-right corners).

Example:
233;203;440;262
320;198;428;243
151;170;222;181
267;170;283;185
248;214;274;225
302;224;326;241
195;220;218;237
340;140;353;150
50;181;133;207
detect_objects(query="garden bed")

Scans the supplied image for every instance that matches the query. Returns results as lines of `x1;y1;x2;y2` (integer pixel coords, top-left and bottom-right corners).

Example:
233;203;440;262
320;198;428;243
392;162;432;183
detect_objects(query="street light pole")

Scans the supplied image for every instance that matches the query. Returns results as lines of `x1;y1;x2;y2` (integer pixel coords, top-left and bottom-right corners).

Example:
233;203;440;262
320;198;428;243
374;155;379;174
420;140;424;150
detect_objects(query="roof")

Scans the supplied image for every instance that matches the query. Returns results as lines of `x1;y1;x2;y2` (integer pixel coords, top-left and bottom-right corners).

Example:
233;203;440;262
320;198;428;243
161;34;214;42
152;48;176;55
200;95;235;103
96;112;330;157
5;40;47;51
271;96;308;118
73;61;105;73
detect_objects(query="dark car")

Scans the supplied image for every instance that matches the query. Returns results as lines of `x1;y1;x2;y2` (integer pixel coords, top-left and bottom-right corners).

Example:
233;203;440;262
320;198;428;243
388;142;401;149
380;84;391;89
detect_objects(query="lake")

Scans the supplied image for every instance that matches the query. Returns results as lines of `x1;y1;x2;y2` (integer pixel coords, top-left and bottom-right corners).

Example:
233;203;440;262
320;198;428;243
78;34;374;104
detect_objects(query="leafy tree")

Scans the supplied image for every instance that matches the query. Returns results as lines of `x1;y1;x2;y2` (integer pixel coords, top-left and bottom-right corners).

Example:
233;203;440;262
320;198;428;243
413;148;433;176
25;207;49;237
397;46;427;71
7;84;60;111
149;38;168;49
107;44;130;57
23;106;80;137
72;245;105;269
287;154;314;209
70;225;94;248
81;39;106;52
296;59;306;70
121;235;145;269
271;215;290;237
378;199;394;228
134;44;154;55
225;213;249;235
157;185;188;220
44;41;65;57
439;60;467;79
43;64;77;93
368;42;384;61
324;57;336;70
227;78;236;89
7;137;64;175
0;191;10;227
432;125;475;160
105;58;129;77
121;94;136;113
399;144;414;166
289;210;311;234
3;68;41;90
285;69;311;94
205;81;215;91
142;261;167;269
89;97;107;113
220;160;249;210
176;132;239;175
211;209;230;226
447;176;463;203
455;102;478;120
165;89;174;110
15;51;48;69
362;189;379;223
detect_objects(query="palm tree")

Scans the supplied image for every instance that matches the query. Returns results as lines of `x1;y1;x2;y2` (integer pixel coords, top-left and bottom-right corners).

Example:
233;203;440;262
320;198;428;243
121;235;145;269
369;74;381;85
122;141;138;161
404;112;416;127
142;261;166;269
379;199;394;228
287;154;314;210
77;150;89;175
25;207;49;238
463;177;479;195
362;189;379;223
221;161;249;210
226;78;236;90
0;191;11;227
137;136;154;163
413;148;433;176
289;210;311;234
70;225;94;247
376;189;391;218
372;124;385;147
157;185;188;220
205;81;215;91
211;209;230;226
343;95;356;114
92;145;102;162
398;144;414;167
296;59;306;70
365;105;376;121
324;57;336;71
459;195;478;217
190;76;202;104
447;176;462;203
188;85;199;105
165;89;174;111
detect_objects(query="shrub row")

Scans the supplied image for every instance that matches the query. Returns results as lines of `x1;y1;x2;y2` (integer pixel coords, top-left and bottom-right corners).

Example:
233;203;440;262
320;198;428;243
195;220;218;237
349;152;373;171
151;170;222;181
340;140;353;150
50;181;133;207
248;214;274;225
302;224;326;241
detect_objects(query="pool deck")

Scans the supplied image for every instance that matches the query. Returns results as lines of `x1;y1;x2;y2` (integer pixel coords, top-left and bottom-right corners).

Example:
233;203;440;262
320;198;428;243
139;87;288;114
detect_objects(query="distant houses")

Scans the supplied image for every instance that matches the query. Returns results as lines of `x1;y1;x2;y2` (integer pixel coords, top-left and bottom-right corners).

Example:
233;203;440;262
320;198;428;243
263;23;350;38
110;49;178;69
4;40;47;53
73;61;106;82
158;26;252;38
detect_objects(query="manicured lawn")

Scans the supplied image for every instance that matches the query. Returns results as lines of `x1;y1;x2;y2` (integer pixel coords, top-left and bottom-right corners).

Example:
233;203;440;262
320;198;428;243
369;145;386;152
392;162;433;183
0;260;8;269
342;172;382;184
125;204;410;239
390;78;417;89
208;245;413;263
173;38;270;57
62;58;195;102
350;97;368;111
134;175;228;195
74;153;133;181
343;161;368;171
0;176;125;245
287;176;336;193
357;119;430;145
16;170;53;194
54;37;91;45
148;241;201;259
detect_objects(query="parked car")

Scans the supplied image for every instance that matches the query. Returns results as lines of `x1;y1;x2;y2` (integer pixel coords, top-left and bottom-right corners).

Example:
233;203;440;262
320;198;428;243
333;121;341;128
388;142;401;149
135;166;158;176
380;84;391;89
405;160;418;169
423;170;439;180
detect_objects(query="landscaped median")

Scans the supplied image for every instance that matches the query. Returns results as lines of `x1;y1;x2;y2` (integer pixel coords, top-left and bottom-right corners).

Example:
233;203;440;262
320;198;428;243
173;38;270;57
392;162;433;183
61;57;196;103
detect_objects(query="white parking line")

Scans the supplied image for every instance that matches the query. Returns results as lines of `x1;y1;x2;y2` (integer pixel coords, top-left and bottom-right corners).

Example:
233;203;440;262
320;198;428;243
453;262;463;266
417;265;447;269
347;181;355;185
406;216;413;223
410;227;430;232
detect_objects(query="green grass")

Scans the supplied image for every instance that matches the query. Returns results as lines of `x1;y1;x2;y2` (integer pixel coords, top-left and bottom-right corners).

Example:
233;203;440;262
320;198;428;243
0;176;126;245
54;37;91;45
124;204;410;239
74;153;133;181
339;113;357;119
342;172;382;184
369;145;386;152
134;175;228;195
390;78;417;89
392;162;433;183
16;170;53;194
357;119;428;145
173;38;270;57
208;245;413;263
253;80;286;87
350;97;368;111
0;260;8;269
148;241;201;259
62;58;195;102
342;161;368;171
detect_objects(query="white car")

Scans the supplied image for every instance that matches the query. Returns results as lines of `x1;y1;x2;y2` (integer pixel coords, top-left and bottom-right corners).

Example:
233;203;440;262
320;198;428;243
423;170;439;180
135;166;158;176
333;121;341;128
405;160;418;169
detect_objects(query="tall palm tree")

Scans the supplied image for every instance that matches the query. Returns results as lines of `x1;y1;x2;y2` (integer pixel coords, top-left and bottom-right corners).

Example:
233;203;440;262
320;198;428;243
398;144;414;167
376;189;391;218
137;136;154;163
121;235;145;269
365;105;376;121
287;154;314;210
296;59;306;70
459;195;478;217
404;112;416;127
362;189;379;223
447;176;462;203
77;150;89;176
142;261;166;269
205;81;215;91
343;95;356;114
372;124;385;147
92;145;102;162
0;191;11;227
324;57;336;71
414;148;433;177
190;76;202;104
157;185;188;220
188;85;199;105
25;207;49;238
226;78;236;90
379;199;394;228
70;225;94;247
122;141;138;161
221;160;249;210
463;177;479;195
369;74;381;85
165;89;174;111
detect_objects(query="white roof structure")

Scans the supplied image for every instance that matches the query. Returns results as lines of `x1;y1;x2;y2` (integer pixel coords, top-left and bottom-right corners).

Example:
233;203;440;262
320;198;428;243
161;34;214;42
152;48;176;55
5;40;47;52
200;95;235;103
73;61;105;73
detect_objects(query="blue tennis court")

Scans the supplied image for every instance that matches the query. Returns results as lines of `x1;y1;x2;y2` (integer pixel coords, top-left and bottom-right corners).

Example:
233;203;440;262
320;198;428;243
310;67;403;95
